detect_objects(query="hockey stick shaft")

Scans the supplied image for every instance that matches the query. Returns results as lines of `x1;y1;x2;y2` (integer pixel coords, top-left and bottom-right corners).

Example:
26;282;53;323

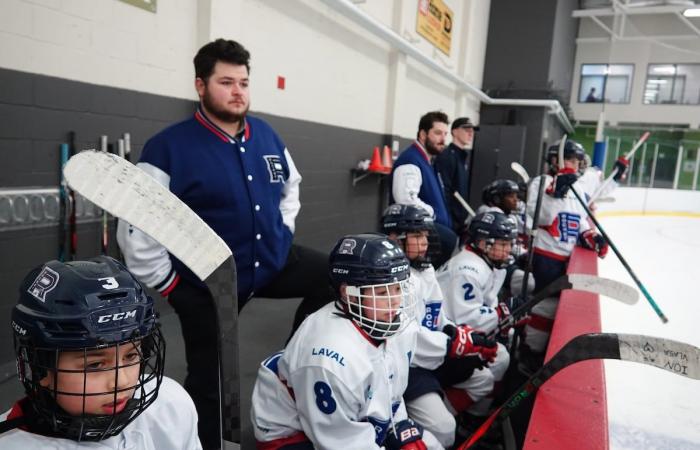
557;134;567;171
58;143;69;261
100;136;109;254
68;132;77;260
589;131;650;204
453;191;476;217
570;187;668;323
456;333;699;449
123;133;131;162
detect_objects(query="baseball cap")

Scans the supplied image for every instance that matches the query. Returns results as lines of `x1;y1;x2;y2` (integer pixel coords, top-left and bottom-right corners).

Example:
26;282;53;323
451;117;479;131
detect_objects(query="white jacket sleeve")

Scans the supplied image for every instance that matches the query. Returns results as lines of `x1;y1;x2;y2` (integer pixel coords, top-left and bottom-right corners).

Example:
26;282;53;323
116;162;178;294
280;148;302;233
392;164;434;217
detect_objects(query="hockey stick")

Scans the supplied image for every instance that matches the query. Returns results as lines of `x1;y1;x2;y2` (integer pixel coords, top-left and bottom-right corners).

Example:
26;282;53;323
64;150;241;448
99;136;109;255
495;274;638;336
510;162;529;183
453;191;476;217
68;132;78;260
456;332;700;449
557;134;567;171
570;187;668;323
589;131;650;205
58;143;69;261
123;133;131;162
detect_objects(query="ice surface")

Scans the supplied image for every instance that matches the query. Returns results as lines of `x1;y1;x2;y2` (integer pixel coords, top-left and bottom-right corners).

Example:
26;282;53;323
599;216;700;449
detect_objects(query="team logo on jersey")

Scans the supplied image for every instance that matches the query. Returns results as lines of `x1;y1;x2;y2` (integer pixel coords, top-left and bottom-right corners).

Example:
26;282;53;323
338;239;357;255
422;302;442;330
263;155;286;183
27;267;59;303
556;212;581;243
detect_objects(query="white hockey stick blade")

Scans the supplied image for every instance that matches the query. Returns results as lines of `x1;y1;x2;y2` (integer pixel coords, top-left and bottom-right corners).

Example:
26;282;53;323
568;273;638;304
64;151;232;281
510;162;529;183
618;334;700;379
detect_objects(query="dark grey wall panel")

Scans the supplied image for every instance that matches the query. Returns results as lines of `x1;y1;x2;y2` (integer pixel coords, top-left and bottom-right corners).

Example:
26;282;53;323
0;68;391;367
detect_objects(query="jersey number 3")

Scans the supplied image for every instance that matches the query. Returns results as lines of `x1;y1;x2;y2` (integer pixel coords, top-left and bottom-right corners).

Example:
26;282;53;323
314;381;337;414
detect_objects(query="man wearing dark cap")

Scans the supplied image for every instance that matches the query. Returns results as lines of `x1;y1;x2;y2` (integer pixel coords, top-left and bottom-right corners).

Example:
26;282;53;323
434;117;479;234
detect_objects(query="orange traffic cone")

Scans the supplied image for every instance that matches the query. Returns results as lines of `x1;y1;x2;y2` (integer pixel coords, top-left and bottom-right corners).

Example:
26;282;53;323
382;145;393;171
368;146;384;173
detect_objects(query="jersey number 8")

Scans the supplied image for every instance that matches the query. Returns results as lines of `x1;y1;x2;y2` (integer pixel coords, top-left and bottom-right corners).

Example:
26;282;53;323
314;381;337;414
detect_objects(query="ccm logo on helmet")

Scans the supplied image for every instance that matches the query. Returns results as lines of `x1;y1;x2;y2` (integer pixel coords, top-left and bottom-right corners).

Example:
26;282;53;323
391;264;409;273
97;310;137;323
332;268;350;274
11;321;27;336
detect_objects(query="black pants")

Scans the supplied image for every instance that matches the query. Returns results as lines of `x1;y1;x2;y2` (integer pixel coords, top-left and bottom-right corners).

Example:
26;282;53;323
168;244;331;449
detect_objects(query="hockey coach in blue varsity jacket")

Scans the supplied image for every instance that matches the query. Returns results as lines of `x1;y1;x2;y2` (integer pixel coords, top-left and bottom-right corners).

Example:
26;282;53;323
116;39;330;450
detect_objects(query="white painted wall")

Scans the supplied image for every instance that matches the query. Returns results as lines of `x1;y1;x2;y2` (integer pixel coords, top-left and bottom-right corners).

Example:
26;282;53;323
597;187;700;214
570;15;700;129
0;0;492;138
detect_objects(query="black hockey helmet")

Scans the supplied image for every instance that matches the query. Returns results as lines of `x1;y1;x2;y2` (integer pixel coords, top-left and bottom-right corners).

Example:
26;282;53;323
466;212;517;269
545;139;586;172
12;256;165;441
329;233;415;339
381;204;440;270
482;179;520;208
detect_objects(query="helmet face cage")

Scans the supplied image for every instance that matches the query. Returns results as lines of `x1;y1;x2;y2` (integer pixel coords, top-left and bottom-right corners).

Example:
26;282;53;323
344;278;416;340
15;328;165;441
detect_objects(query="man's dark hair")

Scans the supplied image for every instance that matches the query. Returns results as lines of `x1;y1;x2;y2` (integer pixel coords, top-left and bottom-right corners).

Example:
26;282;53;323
417;111;449;139
194;39;250;82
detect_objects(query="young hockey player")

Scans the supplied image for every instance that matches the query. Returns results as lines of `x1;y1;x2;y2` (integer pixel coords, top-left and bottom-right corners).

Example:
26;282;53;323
577;152;629;202
0;256;201;449
520;140;609;373
252;233;452;449
381;204;498;448
436;212;517;430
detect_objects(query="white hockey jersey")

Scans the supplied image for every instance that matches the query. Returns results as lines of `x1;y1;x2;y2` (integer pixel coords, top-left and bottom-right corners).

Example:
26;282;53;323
436;248;506;333
527;175;592;260
251;302;418;449
409;267;449;370
0;377;201;450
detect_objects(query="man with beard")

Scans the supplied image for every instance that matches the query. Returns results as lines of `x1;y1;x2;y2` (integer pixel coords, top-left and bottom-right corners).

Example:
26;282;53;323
116;39;330;450
391;111;458;268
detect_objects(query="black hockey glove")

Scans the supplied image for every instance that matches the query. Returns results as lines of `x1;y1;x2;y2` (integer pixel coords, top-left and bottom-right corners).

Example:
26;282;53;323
384;419;427;450
550;168;579;198
612;157;629;182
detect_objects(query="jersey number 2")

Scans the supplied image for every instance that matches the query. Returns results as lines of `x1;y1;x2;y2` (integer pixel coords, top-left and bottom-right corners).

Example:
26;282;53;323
462;283;475;301
314;381;337;414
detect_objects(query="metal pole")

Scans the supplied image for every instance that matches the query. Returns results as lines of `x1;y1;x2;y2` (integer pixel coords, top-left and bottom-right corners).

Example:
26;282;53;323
627;139;636;186
638;142;647;186
673;144;683;190
692;147;700;191
649;143;659;188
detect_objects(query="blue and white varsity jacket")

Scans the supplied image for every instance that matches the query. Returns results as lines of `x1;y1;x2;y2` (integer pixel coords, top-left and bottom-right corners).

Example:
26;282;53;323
116;107;302;301
390;141;452;228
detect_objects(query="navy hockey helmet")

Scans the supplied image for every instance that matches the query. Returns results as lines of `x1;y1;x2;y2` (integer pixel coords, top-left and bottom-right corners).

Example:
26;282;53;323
329;233;415;339
545;140;586;172
12;256;165;442
482;179;520;212
381;204;440;270
466;212;517;269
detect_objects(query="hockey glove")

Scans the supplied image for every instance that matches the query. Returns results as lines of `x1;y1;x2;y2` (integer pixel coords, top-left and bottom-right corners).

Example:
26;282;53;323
548;168;579;198
612;157;629;183
384;419;427;450
579;229;609;258
444;324;498;363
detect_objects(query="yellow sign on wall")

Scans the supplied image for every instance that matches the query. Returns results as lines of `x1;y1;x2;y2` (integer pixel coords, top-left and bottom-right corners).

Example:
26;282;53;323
416;0;453;56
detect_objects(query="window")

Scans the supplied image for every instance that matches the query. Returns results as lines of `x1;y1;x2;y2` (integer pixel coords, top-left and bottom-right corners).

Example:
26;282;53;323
644;64;700;105
578;64;634;104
